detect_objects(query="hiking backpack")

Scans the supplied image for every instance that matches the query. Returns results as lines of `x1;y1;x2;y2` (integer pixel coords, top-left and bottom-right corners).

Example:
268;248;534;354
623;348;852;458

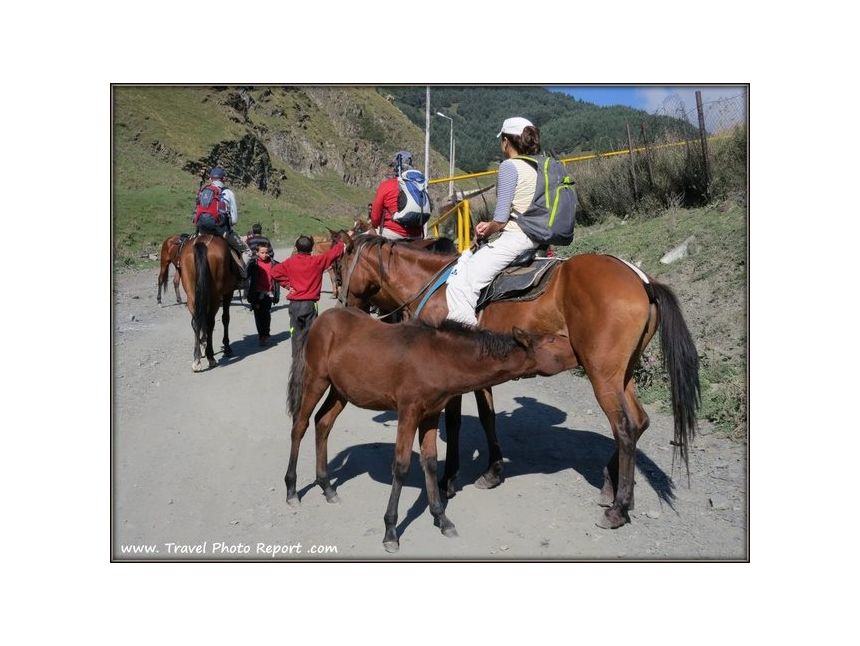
392;168;432;228
194;183;228;227
513;155;577;246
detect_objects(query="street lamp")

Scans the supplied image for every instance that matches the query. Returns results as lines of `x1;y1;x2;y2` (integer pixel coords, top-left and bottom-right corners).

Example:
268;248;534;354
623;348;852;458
436;111;454;198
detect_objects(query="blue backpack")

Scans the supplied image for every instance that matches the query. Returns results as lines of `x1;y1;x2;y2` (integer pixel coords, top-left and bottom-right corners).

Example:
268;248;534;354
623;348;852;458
393;168;432;228
514;155;577;246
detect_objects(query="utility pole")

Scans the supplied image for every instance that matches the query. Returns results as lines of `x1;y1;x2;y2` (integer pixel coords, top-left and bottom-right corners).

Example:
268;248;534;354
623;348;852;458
424;87;430;237
695;90;711;199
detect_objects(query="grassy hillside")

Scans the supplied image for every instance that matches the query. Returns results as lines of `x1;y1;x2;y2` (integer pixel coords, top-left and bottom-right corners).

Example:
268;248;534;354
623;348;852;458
112;86;450;268
559;200;747;440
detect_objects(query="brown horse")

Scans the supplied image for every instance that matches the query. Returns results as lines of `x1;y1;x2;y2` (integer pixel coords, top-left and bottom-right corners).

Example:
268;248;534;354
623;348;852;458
287;307;577;552
178;234;240;372
313;219;372;299
333;232;700;529
156;234;185;304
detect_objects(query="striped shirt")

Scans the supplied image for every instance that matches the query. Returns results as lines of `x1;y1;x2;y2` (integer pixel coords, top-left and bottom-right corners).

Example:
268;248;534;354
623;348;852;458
493;158;537;233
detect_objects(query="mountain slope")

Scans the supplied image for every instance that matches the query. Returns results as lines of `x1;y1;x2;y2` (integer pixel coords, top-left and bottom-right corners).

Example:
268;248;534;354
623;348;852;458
386;86;698;172
112;85;450;264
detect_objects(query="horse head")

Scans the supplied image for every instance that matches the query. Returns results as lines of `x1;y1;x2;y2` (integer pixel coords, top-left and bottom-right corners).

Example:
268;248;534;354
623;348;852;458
514;328;578;377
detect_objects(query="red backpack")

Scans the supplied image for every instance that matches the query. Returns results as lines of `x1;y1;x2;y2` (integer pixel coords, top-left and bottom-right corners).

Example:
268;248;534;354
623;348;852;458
194;183;228;225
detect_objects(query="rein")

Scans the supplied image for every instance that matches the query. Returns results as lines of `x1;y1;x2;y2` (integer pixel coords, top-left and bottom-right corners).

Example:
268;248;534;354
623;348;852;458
337;237;369;308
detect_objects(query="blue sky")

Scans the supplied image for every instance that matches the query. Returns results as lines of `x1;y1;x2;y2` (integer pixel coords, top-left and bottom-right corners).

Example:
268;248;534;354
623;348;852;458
549;86;745;118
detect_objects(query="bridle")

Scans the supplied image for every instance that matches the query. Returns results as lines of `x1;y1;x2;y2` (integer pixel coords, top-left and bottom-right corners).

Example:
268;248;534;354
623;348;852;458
337;235;458;320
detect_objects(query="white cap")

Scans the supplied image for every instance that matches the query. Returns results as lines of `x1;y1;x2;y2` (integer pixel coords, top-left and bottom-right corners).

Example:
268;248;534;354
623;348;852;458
496;116;534;138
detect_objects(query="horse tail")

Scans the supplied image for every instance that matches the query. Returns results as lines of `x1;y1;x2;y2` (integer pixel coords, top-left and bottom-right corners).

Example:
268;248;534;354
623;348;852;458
650;280;700;475
193;241;210;338
288;340;306;418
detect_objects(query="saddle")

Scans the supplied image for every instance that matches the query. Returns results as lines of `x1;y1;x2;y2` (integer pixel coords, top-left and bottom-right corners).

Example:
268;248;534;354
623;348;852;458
476;249;561;312
186;231;247;279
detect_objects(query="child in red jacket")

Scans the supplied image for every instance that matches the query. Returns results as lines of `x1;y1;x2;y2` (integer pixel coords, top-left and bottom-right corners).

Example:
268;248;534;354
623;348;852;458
271;235;345;357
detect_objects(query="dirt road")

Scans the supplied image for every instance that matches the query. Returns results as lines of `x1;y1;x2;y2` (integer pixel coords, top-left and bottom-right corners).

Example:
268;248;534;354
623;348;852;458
112;251;747;560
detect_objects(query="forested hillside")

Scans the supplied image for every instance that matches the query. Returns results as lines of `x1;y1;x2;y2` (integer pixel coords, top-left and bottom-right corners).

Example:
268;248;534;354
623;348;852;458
386;86;698;172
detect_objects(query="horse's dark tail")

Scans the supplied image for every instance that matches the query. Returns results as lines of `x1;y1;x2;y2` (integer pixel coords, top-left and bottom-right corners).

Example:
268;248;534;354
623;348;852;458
287;341;306;418
651;280;700;478
193;241;210;341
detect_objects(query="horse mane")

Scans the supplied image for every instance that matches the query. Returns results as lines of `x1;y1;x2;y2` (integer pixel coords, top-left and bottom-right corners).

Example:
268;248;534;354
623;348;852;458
355;235;456;257
412;319;522;360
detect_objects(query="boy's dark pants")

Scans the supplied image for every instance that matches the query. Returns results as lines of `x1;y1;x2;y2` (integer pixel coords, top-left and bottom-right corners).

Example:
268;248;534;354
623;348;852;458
288;300;318;357
252;295;273;338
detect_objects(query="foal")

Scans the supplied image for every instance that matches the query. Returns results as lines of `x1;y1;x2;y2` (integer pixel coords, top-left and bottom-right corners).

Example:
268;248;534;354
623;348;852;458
287;308;577;553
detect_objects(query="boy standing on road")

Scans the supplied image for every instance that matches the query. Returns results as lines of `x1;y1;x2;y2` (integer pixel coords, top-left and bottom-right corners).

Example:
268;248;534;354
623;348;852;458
271;235;345;357
246;245;278;346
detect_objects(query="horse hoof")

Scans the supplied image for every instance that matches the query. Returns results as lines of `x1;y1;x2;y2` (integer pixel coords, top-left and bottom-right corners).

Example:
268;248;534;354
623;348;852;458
441;525;458;538
325;493;341;504
595;509;629;530
474;472;503;490
223;347;233;358
286;497;301;508
192;361;206;373
208;359;217;369
439;479;457;499
383;541;400;554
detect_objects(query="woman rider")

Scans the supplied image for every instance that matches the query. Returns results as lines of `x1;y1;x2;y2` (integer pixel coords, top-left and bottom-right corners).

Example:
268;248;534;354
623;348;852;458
445;117;541;326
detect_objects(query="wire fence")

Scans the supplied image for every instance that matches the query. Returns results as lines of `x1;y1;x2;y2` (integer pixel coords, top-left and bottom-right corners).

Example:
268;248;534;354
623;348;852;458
652;92;746;135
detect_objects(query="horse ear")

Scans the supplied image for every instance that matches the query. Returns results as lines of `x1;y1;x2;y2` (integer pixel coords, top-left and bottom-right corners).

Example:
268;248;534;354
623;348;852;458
512;327;531;349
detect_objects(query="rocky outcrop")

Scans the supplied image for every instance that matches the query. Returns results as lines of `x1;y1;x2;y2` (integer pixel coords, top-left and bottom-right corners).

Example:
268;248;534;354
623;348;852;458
183;133;283;196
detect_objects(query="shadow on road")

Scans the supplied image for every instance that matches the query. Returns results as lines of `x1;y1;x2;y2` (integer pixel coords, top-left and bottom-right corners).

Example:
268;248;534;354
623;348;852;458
218;330;291;363
313;396;675;540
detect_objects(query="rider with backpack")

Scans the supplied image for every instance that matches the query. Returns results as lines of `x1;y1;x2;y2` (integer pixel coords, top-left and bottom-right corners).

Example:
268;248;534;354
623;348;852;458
445;117;576;326
369;151;431;240
193;166;248;277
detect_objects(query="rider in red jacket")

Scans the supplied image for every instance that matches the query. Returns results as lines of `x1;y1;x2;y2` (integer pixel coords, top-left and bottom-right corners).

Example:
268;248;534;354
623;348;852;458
370;151;424;240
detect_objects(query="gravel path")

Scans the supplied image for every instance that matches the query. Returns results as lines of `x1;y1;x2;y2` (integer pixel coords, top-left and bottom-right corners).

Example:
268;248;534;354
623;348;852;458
112;252;747;560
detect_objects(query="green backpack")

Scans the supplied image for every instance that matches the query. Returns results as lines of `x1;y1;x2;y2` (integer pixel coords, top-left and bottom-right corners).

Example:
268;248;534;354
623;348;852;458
514;155;577;246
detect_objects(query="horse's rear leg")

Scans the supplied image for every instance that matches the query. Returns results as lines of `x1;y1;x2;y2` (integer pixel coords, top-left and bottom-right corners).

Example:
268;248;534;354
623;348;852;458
286;376;331;506
191;316;205;371
598;382;650;509
221;295;232;357
419;416;457;539
383;409;420;553
314;387;348;503
592;380;641;529
473;387;504;490
205;313;217;369
173;269;182;303
157;266;167;304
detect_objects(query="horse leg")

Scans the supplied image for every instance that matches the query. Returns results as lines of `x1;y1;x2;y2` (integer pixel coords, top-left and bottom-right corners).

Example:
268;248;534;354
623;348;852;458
191;316;205;372
173;268;182;303
286;377;332;506
205;312;217;369
473;387;504;489
313;387;348;503
591;379;641;529
419;416;457;538
329;268;339;299
598;381;650;508
221;294;232;357
157;269;164;304
441;395;462;498
383;409;419;553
